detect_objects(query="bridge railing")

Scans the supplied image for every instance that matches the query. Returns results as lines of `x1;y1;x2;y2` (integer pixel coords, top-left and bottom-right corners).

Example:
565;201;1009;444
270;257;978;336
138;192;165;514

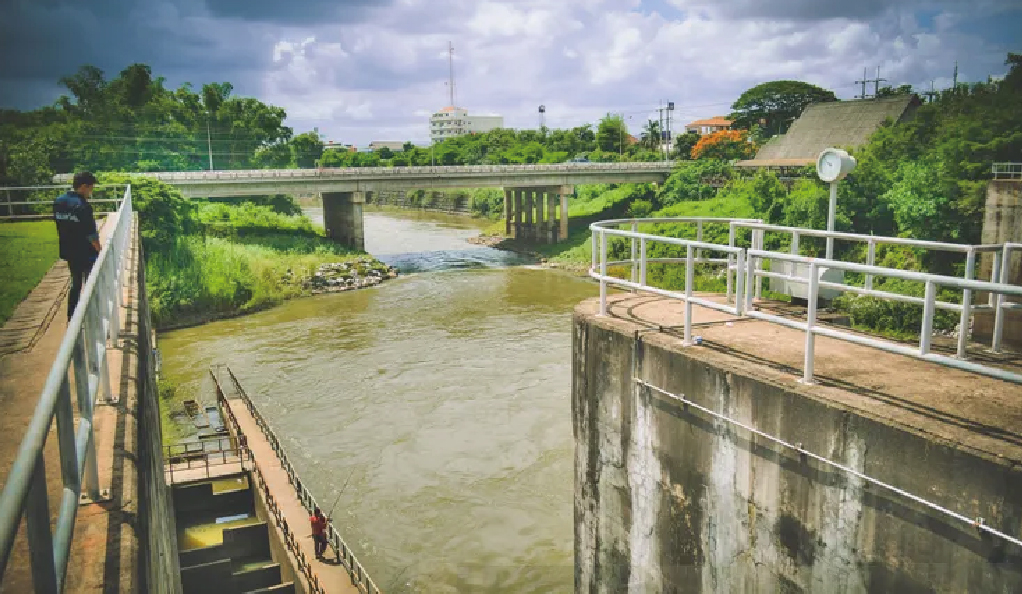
590;217;1022;386
0;184;128;221
993;162;1022;180
52;161;676;184
210;364;382;594
0;186;133;591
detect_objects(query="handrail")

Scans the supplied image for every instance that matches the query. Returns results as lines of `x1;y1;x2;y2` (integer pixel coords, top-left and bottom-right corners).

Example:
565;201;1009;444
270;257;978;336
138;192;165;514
0;186;134;591
993;163;1022;180
590;217;1022;386
210;365;383;594
164;436;249;484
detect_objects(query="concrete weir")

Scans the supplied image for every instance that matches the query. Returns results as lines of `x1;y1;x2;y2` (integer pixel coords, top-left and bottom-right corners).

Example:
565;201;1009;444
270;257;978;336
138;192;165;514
573;294;1022;594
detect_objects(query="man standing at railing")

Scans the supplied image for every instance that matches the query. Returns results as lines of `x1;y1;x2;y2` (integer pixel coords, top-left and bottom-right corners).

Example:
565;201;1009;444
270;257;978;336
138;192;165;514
53;172;102;321
310;506;328;560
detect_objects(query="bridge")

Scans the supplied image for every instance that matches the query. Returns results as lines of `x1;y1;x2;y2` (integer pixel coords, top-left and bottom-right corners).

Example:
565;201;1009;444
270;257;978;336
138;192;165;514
57;162;677;250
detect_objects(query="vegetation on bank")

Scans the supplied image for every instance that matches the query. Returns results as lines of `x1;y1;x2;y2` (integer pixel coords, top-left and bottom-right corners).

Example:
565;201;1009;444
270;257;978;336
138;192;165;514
0;221;59;325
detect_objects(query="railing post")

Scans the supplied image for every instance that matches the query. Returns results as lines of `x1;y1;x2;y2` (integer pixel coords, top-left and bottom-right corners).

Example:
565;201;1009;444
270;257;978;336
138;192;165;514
26;454;58;593
726;223;736;302
791;231;800;256
683;245;694;347
591;228;597;274
630;222;638;292
920;280;936;355
696;220;703;263
866;239;876;291
735;250;746;316
958;249;976;359
639;238;647;287
989;251;1002;307
745;251;756;313
993;246;1010;353
599;230;607;316
754;230;764;300
801;263;819;385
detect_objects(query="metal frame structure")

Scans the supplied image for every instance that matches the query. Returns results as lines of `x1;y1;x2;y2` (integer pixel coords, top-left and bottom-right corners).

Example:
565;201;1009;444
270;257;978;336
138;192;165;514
0;186;133;591
992;162;1022;180
1;185;128;221
211;365;382;594
590;217;1022;386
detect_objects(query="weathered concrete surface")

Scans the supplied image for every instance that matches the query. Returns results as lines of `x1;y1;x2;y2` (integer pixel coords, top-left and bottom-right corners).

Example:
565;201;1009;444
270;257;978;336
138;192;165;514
322;191;365;252
977;179;1022;347
574;293;1022;594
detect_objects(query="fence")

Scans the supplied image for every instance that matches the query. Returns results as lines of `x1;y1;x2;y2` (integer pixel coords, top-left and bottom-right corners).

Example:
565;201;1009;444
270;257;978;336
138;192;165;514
163;436;249;484
0;185;128;220
590;217;1022;386
210;364;382;594
0;186;133;591
992;162;1022;180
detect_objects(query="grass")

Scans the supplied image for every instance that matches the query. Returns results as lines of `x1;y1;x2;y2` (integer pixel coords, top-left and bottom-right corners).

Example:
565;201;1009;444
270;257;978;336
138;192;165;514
146;231;377;329
0;221;59;325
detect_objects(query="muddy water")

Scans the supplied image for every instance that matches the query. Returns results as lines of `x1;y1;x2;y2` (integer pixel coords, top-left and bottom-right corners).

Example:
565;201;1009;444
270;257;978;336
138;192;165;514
159;208;597;593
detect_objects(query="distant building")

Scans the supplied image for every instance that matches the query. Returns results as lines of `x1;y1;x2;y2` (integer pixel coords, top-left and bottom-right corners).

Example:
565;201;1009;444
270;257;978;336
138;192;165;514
685;116;732;136
324;141;356;152
367;141;408;152
429;106;504;142
736;95;922;169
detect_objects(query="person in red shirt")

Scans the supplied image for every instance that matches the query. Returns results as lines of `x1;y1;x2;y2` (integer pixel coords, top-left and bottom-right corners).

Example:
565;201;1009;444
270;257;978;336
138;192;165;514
310;507;328;559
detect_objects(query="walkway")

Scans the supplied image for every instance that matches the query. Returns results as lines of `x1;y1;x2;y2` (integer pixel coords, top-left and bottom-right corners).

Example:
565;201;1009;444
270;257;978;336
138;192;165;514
222;396;365;594
0;215;141;593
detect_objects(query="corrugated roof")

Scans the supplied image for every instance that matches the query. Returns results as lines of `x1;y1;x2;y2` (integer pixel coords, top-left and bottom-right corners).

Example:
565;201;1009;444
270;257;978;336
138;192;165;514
751;96;920;162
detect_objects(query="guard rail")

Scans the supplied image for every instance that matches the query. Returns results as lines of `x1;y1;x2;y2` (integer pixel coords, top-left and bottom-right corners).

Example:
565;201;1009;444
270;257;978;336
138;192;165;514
0;186;133;591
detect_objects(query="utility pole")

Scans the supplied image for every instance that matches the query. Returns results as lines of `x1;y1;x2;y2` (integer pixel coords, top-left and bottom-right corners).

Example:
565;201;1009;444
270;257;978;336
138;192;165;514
923;80;939;103
447;41;456;107
666;101;674;160
855;67;869;99
855;66;885;99
206;118;214;171
658;102;665;160
953;61;959;89
873;66;887;98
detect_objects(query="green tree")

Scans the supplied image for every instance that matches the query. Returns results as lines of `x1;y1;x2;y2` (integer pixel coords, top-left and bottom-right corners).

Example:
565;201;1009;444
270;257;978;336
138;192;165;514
640;119;662;151
596;114;628;154
729;80;837;136
671;132;700;160
289;131;324;168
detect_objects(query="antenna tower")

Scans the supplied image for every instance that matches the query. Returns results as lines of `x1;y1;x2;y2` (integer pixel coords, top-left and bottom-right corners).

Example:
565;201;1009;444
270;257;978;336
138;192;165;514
448;41;457;107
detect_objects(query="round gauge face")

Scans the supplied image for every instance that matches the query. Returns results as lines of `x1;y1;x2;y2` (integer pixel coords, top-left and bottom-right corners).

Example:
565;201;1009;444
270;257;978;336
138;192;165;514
816;149;852;182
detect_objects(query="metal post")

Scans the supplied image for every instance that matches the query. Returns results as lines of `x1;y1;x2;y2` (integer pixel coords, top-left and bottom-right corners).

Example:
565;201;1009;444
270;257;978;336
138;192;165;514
735;250;746;316
591;229;597;273
791;231;800;256
992;246;1010;352
684;245;694;347
696;221;703;262
745;252;756;313
990;252;1002;307
866;239;876;291
726;224;736;302
802;263;819;385
826;181;837;260
957;249;975;359
920;281;936;355
26;454;58;593
599;231;607;316
754;230;764;299
639;238;647;287
630;221;638;291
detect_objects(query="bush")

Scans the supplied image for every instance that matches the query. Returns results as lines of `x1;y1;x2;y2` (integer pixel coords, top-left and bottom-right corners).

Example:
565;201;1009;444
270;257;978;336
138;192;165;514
197;202;318;238
98;174;197;253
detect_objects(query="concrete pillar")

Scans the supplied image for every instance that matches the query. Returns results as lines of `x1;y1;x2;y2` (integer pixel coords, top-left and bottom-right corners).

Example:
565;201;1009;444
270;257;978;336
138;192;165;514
560;185;572;241
524;189;534;242
504;189;512;236
976;179;1022;346
514;190;523;239
547;189;558;243
321;191;365;251
535;190;545;241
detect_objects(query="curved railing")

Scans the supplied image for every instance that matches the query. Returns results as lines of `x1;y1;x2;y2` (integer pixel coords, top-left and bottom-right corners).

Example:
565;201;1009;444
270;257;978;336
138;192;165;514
211;364;382;594
590;217;1022;385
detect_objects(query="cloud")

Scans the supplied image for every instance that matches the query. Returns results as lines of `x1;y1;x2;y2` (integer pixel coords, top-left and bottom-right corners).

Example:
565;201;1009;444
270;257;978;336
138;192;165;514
0;0;1018;147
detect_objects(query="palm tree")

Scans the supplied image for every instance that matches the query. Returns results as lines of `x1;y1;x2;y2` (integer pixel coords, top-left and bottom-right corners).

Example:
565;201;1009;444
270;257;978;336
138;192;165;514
641;119;662;151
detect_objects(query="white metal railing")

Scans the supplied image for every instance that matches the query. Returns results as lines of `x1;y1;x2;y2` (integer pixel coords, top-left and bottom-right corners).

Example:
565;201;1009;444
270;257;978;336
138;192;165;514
0;186;133;591
590;217;1022;386
1;185;128;220
993;163;1022;180
51;161;676;184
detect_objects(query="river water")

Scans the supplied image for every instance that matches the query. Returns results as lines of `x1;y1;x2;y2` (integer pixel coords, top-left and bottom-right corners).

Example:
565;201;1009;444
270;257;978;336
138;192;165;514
159;207;598;593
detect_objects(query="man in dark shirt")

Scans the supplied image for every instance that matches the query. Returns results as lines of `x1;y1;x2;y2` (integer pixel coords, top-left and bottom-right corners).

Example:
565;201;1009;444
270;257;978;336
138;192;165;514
54;172;102;321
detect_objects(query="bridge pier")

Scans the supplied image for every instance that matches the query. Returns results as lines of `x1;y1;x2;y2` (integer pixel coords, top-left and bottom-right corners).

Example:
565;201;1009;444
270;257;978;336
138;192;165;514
321;191;365;251
504;185;573;244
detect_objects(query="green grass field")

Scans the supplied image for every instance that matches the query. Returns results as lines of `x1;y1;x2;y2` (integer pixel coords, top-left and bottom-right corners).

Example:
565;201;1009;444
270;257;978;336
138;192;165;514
0;221;58;326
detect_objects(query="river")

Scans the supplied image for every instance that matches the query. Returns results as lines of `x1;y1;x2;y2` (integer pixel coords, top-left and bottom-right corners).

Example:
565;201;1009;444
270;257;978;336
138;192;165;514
158;207;598;593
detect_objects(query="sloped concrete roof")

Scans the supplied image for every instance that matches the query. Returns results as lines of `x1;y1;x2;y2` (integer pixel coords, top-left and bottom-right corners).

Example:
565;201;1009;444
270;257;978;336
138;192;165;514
751;96;921;164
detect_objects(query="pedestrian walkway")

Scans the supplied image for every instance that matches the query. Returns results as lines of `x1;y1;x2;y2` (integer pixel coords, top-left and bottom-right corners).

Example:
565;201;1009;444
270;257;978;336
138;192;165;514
222;396;367;594
0;261;69;357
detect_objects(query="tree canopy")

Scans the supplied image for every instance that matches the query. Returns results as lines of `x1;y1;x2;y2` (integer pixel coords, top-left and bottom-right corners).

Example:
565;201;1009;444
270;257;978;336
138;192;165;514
729;80;837;136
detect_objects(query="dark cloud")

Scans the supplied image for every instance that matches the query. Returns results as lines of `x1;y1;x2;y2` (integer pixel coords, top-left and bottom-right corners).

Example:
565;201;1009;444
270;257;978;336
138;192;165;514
202;0;390;24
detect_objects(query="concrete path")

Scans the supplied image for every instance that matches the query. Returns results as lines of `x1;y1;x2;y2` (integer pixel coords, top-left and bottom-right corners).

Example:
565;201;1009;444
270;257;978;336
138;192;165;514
0;261;69;357
223;396;368;594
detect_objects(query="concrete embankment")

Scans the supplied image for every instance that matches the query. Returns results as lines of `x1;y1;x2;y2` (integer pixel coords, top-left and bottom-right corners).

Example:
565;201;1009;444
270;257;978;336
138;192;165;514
573;293;1022;593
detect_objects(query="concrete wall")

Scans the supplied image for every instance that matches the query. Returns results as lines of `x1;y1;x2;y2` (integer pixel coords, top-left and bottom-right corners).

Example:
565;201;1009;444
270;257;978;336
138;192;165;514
976;179;1022;346
251;471;308;594
321;191;365;251
573;312;1022;593
137;240;185;594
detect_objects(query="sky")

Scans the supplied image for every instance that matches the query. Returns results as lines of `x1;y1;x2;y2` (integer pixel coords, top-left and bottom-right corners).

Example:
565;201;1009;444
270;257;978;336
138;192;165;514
0;0;1019;146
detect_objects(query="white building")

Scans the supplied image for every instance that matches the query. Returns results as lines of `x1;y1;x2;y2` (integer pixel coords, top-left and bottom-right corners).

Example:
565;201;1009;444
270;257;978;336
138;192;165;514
429;106;504;142
367;141;408;152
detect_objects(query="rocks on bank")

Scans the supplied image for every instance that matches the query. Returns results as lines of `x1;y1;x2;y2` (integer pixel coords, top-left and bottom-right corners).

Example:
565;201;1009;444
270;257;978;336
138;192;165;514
302;258;399;294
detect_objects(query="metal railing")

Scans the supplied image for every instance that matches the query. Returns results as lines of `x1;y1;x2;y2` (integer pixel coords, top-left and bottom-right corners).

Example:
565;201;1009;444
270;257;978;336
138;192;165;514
164;436;248;484
993;163;1022;180
210;365;382;594
0;186;133;591
52;161;676;184
590;217;1022;386
0;185;128;220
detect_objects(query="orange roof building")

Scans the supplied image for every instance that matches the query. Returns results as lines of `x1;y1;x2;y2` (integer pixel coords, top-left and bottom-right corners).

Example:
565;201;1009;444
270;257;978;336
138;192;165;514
685;116;732;135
